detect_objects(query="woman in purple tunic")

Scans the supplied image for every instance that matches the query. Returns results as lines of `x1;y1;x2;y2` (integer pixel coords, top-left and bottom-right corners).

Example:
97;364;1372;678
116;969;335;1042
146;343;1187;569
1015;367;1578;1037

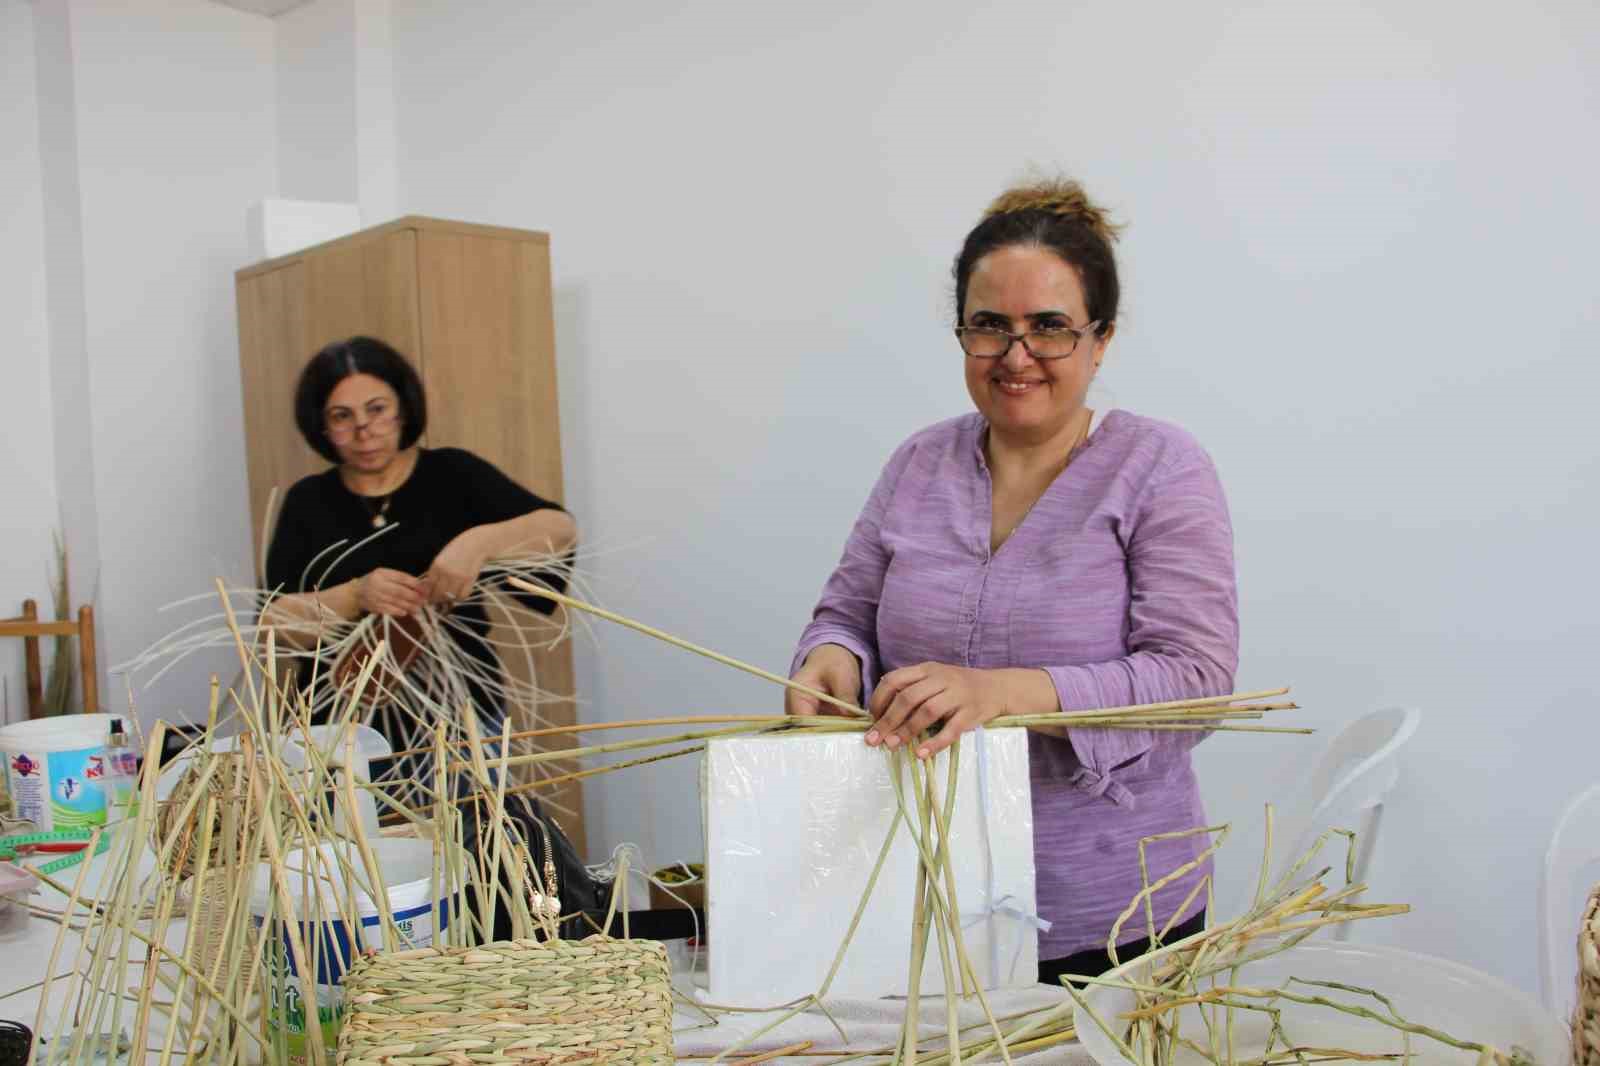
787;179;1239;986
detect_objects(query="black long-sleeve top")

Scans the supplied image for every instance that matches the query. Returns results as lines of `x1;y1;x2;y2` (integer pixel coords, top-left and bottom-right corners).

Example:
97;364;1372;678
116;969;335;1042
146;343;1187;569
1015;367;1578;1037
265;446;569;733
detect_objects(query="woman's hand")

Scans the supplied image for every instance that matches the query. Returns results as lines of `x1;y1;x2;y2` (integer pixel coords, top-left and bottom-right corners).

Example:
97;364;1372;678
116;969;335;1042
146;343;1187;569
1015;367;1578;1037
426;529;491;605
867;662;1029;759
356;568;428;617
785;644;863;717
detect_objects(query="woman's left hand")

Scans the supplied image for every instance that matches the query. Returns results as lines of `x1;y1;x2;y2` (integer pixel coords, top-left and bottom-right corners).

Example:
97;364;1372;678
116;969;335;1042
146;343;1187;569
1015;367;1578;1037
426;529;490;606
866;662;1010;759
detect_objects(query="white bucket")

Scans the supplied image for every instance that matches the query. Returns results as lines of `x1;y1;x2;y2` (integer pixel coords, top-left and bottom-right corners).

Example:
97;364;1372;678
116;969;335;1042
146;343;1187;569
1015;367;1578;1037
0;714;130;831
282;724;391;838
155;731;313;804
249;837;451;1065
1074;940;1566;1066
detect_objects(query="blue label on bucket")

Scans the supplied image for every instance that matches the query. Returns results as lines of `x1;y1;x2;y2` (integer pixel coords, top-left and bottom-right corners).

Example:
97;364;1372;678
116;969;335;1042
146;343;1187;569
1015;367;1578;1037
5;744;108;831
256;897;452;983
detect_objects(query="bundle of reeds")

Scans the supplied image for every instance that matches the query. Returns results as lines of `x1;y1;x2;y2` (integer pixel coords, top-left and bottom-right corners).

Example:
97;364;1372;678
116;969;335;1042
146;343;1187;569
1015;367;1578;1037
61;571;1309;1066
30;596;581;1065
40;532;76;717
1063;815;1538;1066
119;551;589;814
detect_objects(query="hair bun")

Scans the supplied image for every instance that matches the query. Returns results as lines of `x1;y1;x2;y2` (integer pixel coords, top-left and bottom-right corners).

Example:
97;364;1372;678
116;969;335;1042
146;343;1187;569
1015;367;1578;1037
983;178;1123;246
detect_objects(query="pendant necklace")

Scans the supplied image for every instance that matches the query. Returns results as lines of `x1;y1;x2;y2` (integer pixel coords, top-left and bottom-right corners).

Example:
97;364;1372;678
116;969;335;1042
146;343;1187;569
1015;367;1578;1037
348;451;413;530
362;494;393;529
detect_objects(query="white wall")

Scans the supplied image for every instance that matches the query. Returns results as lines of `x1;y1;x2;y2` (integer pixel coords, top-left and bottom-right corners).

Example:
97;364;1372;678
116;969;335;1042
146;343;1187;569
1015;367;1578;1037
5;0;277;725
0;0;62;723
391;0;1600;996
56;0;275;721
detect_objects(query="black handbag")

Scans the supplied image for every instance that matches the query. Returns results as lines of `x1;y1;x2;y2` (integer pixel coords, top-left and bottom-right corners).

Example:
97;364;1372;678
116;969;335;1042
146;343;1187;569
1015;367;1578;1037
459;790;610;940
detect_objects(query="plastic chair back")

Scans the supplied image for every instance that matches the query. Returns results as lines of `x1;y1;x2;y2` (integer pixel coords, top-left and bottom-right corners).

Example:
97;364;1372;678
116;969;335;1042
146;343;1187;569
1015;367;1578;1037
1540;782;1600;1015
1266;706;1421;939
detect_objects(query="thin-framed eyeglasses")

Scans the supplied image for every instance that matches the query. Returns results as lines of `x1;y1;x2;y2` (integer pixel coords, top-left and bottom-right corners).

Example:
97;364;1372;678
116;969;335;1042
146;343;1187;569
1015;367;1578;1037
954;321;1101;360
325;400;400;443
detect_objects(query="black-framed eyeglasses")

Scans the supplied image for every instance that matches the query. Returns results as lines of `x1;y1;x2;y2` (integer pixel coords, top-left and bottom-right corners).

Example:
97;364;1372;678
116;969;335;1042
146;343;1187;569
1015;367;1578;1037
954;322;1101;360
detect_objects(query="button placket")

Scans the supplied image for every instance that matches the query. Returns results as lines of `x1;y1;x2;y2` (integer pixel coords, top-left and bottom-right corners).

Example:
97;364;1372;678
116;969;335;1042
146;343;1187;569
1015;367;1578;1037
964;556;996;665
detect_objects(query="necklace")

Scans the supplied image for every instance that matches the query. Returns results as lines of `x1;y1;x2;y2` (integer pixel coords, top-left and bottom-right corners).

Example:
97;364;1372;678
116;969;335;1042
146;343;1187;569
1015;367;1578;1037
360;494;393;529
343;450;417;529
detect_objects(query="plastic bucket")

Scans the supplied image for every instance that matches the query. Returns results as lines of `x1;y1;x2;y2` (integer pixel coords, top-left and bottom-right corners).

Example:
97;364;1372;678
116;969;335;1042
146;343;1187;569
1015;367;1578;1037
282;724;391;837
1074;940;1566;1066
0;713;131;831
249;837;451;1065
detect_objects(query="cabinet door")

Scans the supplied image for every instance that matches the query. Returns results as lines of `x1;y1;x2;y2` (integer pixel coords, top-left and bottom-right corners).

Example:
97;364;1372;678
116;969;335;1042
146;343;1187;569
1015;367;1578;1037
415;230;562;497
416;229;584;851
305;229;423;364
237;260;318;577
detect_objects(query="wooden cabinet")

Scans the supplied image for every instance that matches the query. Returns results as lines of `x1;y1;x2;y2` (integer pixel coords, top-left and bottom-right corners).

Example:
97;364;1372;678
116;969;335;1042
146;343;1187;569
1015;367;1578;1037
234;216;584;853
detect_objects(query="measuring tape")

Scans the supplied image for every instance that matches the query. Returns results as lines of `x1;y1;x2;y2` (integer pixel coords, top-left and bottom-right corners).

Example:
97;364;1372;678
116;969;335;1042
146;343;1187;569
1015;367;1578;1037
0;828;95;856
35;834;112;876
0;828;111;874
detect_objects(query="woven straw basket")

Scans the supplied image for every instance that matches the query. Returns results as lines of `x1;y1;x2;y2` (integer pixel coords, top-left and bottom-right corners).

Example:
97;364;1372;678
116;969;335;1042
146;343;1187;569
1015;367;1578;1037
182;868;260;1005
337;936;673;1065
1575;886;1600;1066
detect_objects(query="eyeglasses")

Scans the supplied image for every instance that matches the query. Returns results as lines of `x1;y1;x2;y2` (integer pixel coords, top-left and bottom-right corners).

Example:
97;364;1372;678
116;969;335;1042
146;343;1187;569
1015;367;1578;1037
325;400;400;443
954;322;1101;360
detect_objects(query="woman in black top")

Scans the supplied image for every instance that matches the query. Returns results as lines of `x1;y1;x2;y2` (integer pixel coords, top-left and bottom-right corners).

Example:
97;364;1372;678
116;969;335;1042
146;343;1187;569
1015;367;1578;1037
262;335;577;745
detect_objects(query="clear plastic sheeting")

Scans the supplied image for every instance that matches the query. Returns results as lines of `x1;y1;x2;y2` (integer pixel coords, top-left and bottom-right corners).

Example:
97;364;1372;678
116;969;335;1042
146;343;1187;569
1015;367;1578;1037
704;729;1037;1004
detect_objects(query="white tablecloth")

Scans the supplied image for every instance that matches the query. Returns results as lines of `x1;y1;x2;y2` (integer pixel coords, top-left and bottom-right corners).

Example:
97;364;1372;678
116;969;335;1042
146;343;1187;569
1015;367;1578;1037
0;847;1095;1064
671;970;1091;1065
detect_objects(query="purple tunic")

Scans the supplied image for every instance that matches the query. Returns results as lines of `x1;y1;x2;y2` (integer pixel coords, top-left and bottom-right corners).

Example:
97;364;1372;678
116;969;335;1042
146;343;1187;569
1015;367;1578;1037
792;409;1239;959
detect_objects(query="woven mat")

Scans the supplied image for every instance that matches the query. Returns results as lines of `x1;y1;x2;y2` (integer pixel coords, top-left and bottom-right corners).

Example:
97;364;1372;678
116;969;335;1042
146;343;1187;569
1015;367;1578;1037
340;937;673;1065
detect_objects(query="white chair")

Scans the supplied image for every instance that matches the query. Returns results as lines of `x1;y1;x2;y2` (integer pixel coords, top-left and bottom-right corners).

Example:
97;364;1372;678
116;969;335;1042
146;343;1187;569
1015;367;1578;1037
1256;705;1421;939
1539;782;1600;1016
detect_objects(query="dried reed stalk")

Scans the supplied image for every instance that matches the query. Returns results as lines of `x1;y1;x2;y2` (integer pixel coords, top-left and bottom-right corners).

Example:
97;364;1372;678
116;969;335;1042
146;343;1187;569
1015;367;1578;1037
74;572;1322;1066
1061;809;1535;1066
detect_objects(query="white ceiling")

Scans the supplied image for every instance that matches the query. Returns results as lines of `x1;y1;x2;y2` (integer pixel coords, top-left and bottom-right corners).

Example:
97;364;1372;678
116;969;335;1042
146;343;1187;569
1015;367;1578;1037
209;0;316;16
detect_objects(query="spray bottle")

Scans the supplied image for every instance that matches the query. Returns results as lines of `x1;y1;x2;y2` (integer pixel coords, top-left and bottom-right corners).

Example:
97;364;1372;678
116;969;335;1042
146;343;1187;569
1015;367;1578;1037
105;719;138;818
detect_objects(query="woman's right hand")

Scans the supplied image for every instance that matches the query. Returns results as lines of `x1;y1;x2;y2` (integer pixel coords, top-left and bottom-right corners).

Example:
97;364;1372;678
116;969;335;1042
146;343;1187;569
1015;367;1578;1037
786;644;863;717
355;568;428;617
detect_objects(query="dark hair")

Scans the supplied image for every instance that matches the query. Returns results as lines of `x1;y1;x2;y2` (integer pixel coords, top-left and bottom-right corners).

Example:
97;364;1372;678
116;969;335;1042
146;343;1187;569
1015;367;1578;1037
952;178;1122;333
293;336;428;463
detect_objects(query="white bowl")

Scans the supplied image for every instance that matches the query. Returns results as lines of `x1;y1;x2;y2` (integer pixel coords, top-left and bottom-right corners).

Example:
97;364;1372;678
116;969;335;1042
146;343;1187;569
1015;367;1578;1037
1074;940;1566;1066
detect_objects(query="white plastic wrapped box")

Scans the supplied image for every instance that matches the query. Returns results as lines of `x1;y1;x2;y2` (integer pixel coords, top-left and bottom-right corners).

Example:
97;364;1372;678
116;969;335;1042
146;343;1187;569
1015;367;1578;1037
703;729;1037;1003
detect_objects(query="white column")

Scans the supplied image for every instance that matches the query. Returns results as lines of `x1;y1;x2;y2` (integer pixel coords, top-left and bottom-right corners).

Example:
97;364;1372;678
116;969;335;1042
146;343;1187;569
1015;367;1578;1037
275;0;358;203
30;0;102;649
273;0;398;224
0;0;65;717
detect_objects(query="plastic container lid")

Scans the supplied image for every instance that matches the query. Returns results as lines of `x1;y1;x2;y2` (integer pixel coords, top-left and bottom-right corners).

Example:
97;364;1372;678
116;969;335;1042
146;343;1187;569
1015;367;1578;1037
0;713;125;750
290;723;392;763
